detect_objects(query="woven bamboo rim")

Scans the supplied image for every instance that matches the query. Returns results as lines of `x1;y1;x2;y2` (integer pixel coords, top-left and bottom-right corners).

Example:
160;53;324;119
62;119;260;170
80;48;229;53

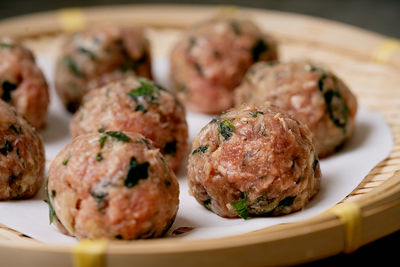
0;5;399;266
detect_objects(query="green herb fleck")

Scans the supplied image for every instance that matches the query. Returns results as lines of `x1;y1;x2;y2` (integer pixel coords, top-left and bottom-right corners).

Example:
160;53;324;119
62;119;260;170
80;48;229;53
98;127;105;133
178;84;187;92
312;158;319;170
77;47;97;61
124;157;150;188
120;62;136;72
164;141;177;156
274;196;296;213
194;62;203;76
251;39;268;61
135;104;147;113
266;61;279;66
310;66;323;72
51;190;56;198
62;158;69;166
230;193;250;219
249;196;279;214
9;124;21;134
249;111;264;118
203;199;212;211
89;189;108;211
218;119;235;140
96;153;103;162
323;90;349;129
318;74;327;91
127;78;162;110
0;140;13;155
1;80;17;103
0;43;13;48
105;131;131;142
230;21;241;35
45;176;57;224
99;136;108;148
186;37;197;53
64;56;84;77
9;174;18;185
192;145;208;154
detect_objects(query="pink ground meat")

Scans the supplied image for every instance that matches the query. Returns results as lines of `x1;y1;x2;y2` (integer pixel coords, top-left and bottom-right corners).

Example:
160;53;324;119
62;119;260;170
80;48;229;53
188;105;320;218
0;99;45;200
0;37;49;129
47;131;179;240
70;77;188;173
55;25;152;112
170;16;278;114
234;61;358;157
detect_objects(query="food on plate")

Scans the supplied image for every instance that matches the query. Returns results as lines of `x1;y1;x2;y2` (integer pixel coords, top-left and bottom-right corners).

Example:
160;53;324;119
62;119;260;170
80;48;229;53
46;131;179;240
188;105;321;218
70;77;188;173
55;25;152;112
0;99;45;200
0;37;49;129
234;61;358;157
86;69;136;92
170;16;278;114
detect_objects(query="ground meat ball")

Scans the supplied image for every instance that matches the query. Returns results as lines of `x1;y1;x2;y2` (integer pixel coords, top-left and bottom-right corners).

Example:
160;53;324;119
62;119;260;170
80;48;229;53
55;25;152;112
0;37;49;129
234;61;358;157
46;131;179;240
86;69;136;92
188;105;320;218
70;77;188;173
170;16;278;114
0;100;45;200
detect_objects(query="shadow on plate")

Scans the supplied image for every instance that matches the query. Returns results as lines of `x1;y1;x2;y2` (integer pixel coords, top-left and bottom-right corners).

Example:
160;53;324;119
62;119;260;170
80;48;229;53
335;121;372;155
41;112;71;143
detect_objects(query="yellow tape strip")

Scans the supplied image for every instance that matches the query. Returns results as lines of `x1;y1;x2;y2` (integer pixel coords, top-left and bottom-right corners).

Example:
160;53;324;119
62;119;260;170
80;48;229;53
73;239;107;267
217;5;240;14
328;202;362;253
58;8;86;33
371;39;400;64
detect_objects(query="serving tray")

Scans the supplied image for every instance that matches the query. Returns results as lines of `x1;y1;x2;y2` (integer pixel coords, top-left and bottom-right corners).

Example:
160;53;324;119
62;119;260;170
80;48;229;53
0;5;399;267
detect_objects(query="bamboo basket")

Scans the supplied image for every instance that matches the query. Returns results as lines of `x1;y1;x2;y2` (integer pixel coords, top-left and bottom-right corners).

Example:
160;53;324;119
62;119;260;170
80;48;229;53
0;4;399;267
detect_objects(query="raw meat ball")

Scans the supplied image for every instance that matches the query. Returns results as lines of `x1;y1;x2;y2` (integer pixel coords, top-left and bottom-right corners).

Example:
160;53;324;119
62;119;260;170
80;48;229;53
188;105;320;218
0;99;45;200
0;37;49;129
55;25;152;112
70;77;188;173
234;61;358;157
46;131;179;240
170;16;278;114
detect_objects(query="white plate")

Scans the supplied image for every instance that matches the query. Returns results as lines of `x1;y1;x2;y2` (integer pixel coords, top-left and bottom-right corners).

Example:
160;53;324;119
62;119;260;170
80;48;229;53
0;32;393;244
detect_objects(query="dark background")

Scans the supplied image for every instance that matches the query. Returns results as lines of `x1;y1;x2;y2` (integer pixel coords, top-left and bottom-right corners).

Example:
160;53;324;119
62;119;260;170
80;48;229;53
0;0;398;266
0;0;399;38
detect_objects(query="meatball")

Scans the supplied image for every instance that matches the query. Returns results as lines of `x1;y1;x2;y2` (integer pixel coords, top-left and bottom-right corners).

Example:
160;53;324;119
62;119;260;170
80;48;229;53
170;16;278;114
86;69;136;92
0;99;45;200
70;77;188;173
234;61;358;157
55;25;152;112
188;105;320;218
0;37;49;129
46;131;179;240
